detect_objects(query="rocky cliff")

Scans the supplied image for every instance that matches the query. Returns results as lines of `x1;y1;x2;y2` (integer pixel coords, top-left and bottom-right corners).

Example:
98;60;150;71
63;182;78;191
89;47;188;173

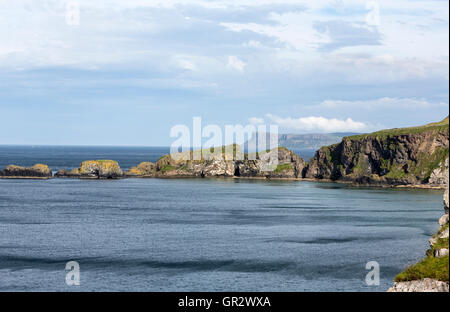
125;145;306;179
388;160;449;292
56;160;123;179
0;164;52;178
305;117;449;187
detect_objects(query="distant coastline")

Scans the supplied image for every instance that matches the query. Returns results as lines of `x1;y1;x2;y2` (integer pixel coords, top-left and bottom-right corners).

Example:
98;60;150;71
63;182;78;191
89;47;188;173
1;117;449;190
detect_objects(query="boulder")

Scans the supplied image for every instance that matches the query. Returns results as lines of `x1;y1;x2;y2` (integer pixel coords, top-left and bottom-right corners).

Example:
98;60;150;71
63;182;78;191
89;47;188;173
439;214;449;227
433;248;449;258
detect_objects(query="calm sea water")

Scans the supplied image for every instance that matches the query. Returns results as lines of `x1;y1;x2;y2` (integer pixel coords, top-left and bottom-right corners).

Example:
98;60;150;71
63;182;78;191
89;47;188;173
0;146;444;291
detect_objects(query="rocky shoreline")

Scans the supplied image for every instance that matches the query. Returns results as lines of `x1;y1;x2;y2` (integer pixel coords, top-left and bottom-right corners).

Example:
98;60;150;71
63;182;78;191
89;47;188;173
0;118;449;292
0;148;448;190
388;182;449;292
3;118;448;187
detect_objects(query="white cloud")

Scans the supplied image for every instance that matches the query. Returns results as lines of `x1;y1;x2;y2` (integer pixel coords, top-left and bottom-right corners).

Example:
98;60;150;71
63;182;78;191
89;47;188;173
227;55;246;72
244;40;262;48
248;117;265;125
265;114;368;132
176;58;197;71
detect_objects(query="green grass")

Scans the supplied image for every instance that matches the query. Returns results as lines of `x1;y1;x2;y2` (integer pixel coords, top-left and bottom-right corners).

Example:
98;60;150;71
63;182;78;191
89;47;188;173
431;237;449;251
274;163;293;173
346;117;449;140
384;165;407;179
371;147;448;182
394;255;449;282
437;223;449;236
159;165;178;173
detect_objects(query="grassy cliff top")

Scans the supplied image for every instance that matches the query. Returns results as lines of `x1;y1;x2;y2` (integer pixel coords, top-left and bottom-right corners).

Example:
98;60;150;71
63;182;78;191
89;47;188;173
346;116;449;140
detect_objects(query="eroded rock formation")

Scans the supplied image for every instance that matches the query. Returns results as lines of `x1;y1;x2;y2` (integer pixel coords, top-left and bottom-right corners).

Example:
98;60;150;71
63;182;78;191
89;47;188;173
125;146;306;179
0;164;52;178
56;160;123;179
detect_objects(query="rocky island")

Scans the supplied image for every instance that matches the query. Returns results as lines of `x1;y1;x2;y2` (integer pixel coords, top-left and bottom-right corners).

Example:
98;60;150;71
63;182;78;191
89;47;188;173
0;164;52;179
0;117;448;292
1;117;448;187
125;145;306;179
55;160;123;179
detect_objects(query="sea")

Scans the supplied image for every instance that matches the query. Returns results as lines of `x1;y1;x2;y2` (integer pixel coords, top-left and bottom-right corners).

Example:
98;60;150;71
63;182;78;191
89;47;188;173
0;146;444;291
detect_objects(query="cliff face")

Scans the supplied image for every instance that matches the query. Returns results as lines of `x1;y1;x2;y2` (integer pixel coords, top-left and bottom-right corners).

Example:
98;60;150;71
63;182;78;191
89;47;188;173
236;147;305;179
125;146;306;179
0;164;52;178
56;160;123;179
305;118;449;187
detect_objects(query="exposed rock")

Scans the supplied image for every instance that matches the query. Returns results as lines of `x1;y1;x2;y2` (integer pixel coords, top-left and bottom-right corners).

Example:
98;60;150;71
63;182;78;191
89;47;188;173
391;172;449;292
126;162;156;176
388;279;449;292
305;117;449;187
445;187;449;214
56;160;123;179
429;158;449;185
438;227;449;239
439;214;449;227
236;147;306;179
433;248;449;258
0;164;52;178
126;145;306;179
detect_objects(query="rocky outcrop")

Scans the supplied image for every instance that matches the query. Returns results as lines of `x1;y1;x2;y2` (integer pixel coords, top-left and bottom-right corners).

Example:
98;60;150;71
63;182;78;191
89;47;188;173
305;117;449;187
445;187;449;215
0;164;52;178
125;146;306;179
56;160;123;179
126;162;156;177
429;158;449;185
236;147;306;179
388;279;449;292
389;164;449;292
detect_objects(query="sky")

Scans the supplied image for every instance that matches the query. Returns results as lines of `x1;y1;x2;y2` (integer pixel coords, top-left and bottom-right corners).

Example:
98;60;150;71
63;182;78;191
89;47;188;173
0;0;448;146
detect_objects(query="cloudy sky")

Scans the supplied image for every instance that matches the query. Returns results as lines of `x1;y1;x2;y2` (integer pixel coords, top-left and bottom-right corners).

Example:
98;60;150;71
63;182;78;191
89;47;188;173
0;0;448;145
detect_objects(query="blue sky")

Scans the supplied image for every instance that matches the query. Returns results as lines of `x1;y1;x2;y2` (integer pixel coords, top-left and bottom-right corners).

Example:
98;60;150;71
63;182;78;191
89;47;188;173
0;0;448;146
